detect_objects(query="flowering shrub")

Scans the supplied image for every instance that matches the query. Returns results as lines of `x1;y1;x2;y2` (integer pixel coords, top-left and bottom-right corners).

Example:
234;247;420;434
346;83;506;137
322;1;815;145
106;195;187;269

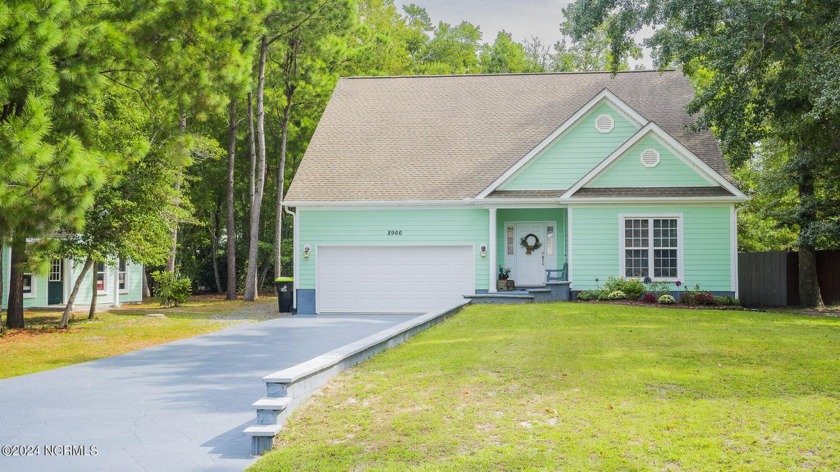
659;294;676;304
641;293;657;304
603;276;645;299
692;293;717;305
607;290;627;300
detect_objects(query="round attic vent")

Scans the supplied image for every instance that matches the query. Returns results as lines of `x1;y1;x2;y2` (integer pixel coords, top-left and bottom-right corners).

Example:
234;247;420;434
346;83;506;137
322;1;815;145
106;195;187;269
595;114;614;133
640;148;661;168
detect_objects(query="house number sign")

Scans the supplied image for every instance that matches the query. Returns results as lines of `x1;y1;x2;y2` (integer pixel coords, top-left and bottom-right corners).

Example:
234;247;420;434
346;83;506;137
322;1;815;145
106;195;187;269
387;230;403;236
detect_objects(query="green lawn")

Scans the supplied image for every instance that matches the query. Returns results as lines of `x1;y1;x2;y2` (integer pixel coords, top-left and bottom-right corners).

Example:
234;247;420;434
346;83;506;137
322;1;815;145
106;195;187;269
250;303;840;471
0;295;278;379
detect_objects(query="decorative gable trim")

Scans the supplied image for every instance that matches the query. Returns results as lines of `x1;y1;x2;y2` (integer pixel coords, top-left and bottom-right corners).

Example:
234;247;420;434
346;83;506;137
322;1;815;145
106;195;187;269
561;123;747;199
475;88;648;199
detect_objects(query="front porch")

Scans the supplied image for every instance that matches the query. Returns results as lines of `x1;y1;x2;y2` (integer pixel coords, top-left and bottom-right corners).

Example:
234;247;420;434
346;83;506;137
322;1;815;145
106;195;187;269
474;207;571;304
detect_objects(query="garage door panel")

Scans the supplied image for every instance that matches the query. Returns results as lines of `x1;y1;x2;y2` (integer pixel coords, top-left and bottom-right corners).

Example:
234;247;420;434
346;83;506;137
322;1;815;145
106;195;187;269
317;245;474;313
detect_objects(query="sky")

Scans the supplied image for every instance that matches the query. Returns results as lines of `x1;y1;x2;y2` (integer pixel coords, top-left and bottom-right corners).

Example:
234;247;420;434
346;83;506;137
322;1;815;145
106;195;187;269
392;0;654;68
393;0;572;46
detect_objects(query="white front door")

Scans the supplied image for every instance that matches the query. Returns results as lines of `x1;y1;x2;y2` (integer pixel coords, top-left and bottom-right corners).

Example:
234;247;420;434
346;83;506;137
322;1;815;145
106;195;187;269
514;222;547;286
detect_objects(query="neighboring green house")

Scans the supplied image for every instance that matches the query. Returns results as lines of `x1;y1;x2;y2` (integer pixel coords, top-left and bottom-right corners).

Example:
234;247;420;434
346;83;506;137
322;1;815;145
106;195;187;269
284;71;747;314
1;247;144;309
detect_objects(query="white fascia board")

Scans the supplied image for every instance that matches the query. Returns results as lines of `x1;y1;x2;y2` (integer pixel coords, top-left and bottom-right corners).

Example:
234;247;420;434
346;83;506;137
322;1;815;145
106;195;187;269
561;196;749;204
286;198;563;210
561;122;747;199
474;88;648;199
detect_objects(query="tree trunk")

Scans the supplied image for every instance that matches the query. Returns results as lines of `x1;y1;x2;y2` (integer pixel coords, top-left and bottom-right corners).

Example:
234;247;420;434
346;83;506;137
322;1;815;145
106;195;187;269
166;113;188;273
226;99;238;300
6;236;26;329
60;256;93;329
798;172;824;308
142;265;151;298
274;99;292;280
0;239;4;330
248;92;257;211
274;40;300;280
211;204;223;294
89;265;98;319
244;36;269;301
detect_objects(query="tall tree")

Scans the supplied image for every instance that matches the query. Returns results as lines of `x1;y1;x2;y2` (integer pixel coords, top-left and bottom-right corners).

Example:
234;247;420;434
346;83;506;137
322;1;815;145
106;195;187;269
1;0;111;328
565;0;840;307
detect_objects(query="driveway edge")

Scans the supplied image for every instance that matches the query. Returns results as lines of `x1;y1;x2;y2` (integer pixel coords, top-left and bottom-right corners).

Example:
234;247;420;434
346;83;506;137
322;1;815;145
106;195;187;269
243;301;470;455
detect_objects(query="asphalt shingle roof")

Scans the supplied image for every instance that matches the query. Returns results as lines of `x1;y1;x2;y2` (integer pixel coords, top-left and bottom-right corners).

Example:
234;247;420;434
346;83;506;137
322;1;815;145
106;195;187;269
286;71;732;202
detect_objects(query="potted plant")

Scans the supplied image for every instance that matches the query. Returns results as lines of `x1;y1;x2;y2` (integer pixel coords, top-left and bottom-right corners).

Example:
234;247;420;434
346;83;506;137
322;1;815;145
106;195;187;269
498;266;514;291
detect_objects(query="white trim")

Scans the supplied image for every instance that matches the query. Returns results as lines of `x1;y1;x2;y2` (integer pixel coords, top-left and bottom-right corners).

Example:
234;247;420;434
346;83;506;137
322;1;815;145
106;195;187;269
113;261;121;308
565;196;748;204
285;206;299;310
618;213;684;282
567;207;574;288
475;89;647;199
286;195;748;210
488;208;497;293
731;205;739;298
563;123;746;199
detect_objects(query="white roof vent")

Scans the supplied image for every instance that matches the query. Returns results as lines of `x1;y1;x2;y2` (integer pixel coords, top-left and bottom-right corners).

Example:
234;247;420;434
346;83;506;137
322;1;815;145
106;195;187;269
640;148;661;168
595;114;614;133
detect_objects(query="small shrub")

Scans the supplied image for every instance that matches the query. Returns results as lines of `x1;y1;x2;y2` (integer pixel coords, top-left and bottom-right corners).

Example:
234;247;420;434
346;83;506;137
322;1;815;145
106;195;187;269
575;290;600;301
647;281;671;298
597;291;612;301
607;290;627;300
659;294;676;304
151;270;192;307
641;293;657;304
692;293;717;305
603;276;645;299
715;296;741;306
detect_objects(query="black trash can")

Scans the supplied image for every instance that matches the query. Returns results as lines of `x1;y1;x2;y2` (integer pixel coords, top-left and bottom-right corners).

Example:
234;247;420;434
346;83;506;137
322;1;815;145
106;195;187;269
275;277;294;313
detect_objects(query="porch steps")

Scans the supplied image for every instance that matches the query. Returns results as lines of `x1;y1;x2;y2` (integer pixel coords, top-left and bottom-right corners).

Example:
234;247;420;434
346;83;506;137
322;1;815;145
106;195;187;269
464;281;571;304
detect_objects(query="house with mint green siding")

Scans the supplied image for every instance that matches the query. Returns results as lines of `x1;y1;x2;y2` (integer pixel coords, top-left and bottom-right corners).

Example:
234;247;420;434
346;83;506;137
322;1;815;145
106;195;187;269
1;247;144;309
283;70;747;314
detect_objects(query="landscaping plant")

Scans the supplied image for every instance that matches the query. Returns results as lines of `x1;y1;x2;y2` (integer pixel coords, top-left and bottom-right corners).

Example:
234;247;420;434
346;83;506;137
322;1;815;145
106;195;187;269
151;271;193;307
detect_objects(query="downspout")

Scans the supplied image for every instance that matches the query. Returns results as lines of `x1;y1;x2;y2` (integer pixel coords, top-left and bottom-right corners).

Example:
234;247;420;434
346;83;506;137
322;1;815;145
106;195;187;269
284;206;298;311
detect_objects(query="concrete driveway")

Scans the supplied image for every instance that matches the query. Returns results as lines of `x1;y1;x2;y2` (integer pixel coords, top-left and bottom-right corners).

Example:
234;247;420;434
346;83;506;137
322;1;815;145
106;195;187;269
0;313;418;472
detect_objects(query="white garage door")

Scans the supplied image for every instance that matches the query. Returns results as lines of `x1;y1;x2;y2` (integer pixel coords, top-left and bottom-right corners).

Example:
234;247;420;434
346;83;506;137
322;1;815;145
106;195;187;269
317;245;475;314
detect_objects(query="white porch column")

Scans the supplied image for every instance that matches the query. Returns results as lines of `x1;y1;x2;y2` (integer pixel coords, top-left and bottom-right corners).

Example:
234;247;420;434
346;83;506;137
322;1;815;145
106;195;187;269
113;260;121;308
489;208;497;293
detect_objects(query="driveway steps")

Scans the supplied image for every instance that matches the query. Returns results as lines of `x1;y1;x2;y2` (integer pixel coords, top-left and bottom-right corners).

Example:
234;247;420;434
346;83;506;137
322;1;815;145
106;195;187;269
244;301;469;455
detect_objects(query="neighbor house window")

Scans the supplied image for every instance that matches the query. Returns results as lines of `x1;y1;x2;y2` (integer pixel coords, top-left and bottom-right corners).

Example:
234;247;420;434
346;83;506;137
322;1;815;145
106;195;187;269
49;259;62;282
622;216;680;280
23;273;34;296
506;225;514;256
96;262;107;292
118;260;127;292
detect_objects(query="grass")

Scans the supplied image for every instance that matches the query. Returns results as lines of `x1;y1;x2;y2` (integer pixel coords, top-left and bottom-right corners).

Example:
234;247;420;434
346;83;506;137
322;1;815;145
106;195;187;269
250;303;840;471
0;295;278;379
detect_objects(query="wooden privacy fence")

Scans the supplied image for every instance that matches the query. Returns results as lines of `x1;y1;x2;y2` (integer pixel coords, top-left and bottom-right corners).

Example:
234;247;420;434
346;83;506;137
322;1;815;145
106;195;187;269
738;250;840;307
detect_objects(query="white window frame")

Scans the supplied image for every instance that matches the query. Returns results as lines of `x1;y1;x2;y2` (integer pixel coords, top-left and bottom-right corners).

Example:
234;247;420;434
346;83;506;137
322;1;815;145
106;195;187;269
49;259;63;282
95;262;109;295
118;260;129;294
22;273;36;299
618;214;683;282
